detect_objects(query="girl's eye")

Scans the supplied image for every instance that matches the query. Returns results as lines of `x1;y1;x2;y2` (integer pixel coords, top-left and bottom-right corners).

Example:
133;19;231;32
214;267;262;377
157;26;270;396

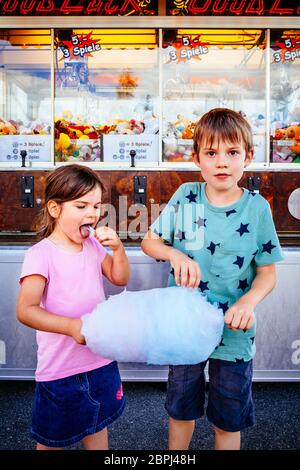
229;151;239;156
207;152;215;157
76;206;85;209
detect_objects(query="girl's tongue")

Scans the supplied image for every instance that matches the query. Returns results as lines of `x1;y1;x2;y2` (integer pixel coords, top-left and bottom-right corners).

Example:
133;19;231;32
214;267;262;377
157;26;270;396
80;225;91;238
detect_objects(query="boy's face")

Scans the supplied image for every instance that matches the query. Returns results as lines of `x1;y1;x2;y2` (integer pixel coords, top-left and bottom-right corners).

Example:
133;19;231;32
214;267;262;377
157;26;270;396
192;138;253;192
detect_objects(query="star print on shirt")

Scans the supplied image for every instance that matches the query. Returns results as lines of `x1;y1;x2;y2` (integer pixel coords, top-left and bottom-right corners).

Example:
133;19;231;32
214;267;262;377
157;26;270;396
233;256;244;269
250;337;255;344
249;191;257;197
188;254;194;260
262;240;276;254
238;278;249;292
215;338;225;350
236;223;250;237
199;280;209;292
218;301;229;314
153;228;162;238
194;216;207;228
175;230;186;242
252;249;258;257
226;209;237;217
172;201;180;213
185;190;197;203
207;242;220;255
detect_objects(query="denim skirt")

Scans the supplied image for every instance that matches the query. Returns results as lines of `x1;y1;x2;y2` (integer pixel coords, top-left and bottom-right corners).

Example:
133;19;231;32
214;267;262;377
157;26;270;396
31;361;125;448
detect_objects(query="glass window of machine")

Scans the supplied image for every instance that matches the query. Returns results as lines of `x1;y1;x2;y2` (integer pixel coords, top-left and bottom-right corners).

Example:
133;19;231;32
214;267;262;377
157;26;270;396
54;29;159;164
162;29;266;164
0;29;52;164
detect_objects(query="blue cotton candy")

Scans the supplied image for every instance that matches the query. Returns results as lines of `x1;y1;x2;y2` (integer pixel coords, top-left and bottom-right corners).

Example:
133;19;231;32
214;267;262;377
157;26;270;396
81;287;224;365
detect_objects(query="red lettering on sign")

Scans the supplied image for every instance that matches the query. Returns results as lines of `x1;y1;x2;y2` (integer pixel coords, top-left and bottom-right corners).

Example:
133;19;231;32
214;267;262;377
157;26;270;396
212;0;229;13
188;0;212;14
104;0;118;13
229;0;247;15
3;0;19;13
20;0;36;14
36;0;54;12
60;0;84;13
86;0;103;14
120;0;142;13
270;0;293;15
245;0;264;15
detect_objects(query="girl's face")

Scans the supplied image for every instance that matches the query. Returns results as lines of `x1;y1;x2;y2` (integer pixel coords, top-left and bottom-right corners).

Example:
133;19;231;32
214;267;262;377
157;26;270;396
49;186;102;246
193;138;253;193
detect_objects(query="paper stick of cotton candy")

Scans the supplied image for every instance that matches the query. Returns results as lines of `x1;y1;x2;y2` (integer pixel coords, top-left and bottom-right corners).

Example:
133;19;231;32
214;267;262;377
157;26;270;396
81;286;224;365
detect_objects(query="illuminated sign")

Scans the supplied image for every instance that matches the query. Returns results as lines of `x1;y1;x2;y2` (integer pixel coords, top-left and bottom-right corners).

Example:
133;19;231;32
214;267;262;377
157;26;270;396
167;0;300;16
0;0;158;16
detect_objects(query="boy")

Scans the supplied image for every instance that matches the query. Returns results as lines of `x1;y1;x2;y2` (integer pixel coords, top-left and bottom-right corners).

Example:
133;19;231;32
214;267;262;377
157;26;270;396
141;108;283;450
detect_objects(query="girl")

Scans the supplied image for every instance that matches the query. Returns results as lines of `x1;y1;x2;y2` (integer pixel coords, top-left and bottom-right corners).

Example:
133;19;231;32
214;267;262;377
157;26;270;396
17;164;130;450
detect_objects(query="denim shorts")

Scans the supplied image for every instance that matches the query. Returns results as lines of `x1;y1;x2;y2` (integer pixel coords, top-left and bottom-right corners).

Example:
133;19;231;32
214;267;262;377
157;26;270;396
31;361;125;448
165;358;255;432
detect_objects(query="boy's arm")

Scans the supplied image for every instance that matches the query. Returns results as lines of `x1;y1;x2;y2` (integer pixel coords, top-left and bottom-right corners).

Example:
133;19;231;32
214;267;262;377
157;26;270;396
17;275;85;344
224;264;276;331
96;226;130;286
141;229;201;288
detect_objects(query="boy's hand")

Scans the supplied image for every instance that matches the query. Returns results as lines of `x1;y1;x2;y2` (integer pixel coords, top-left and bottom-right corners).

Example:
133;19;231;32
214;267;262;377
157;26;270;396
169;249;201;289
70;318;86;345
95;226;122;252
224;300;255;331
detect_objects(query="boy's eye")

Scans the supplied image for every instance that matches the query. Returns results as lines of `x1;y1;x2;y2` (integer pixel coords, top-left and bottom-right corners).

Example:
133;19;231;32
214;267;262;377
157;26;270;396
76;205;85;209
207;151;215;157
229;150;239;156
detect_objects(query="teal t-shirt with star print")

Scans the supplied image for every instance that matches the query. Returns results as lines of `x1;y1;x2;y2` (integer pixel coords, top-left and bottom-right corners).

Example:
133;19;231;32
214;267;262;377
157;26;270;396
150;182;284;363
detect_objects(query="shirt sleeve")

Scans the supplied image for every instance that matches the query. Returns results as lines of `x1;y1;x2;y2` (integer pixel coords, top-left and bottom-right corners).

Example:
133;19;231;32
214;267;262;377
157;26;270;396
19;244;49;284
254;204;284;267
150;185;184;243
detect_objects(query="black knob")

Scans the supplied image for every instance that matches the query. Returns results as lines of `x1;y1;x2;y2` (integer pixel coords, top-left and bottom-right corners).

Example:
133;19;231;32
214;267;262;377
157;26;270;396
20;150;27;167
129;149;136;167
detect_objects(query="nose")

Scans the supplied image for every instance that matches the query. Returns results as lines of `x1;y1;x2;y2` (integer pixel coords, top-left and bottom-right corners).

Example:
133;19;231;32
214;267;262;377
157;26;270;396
215;153;228;167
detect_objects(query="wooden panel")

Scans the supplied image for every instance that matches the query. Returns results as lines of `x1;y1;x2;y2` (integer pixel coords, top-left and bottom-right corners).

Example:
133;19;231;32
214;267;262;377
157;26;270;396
273;173;300;232
111;171;160;240
0;171;46;232
0;170;299;243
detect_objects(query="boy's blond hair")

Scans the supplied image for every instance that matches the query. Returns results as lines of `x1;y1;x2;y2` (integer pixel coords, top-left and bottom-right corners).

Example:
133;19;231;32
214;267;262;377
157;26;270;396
193;108;253;161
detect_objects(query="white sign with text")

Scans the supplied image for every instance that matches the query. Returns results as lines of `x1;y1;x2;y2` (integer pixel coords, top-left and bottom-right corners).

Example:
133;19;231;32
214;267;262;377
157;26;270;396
103;134;159;163
0;135;51;162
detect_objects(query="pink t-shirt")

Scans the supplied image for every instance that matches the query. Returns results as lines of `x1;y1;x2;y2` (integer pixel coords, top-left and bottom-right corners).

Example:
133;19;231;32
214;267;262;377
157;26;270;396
20;237;112;382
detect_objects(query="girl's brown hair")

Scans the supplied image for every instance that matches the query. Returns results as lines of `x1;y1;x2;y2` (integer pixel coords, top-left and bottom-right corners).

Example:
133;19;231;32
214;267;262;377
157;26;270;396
193;108;253;161
37;164;105;238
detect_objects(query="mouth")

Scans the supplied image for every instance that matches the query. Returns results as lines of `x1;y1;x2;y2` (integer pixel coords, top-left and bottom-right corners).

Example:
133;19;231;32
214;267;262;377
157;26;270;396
215;173;230;178
79;224;94;238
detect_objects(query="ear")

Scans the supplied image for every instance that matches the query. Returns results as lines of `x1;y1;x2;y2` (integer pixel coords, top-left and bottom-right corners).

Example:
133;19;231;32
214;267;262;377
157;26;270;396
244;148;254;168
192;151;201;169
47;200;61;219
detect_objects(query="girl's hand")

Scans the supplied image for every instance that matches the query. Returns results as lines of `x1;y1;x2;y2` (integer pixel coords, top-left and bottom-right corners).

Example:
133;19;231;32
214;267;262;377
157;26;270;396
70;318;86;345
95;226;122;252
169;249;201;289
224;300;255;332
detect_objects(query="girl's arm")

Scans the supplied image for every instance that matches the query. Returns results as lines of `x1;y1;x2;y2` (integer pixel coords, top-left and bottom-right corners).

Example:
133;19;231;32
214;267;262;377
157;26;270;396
16;274;85;344
96;226;130;286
